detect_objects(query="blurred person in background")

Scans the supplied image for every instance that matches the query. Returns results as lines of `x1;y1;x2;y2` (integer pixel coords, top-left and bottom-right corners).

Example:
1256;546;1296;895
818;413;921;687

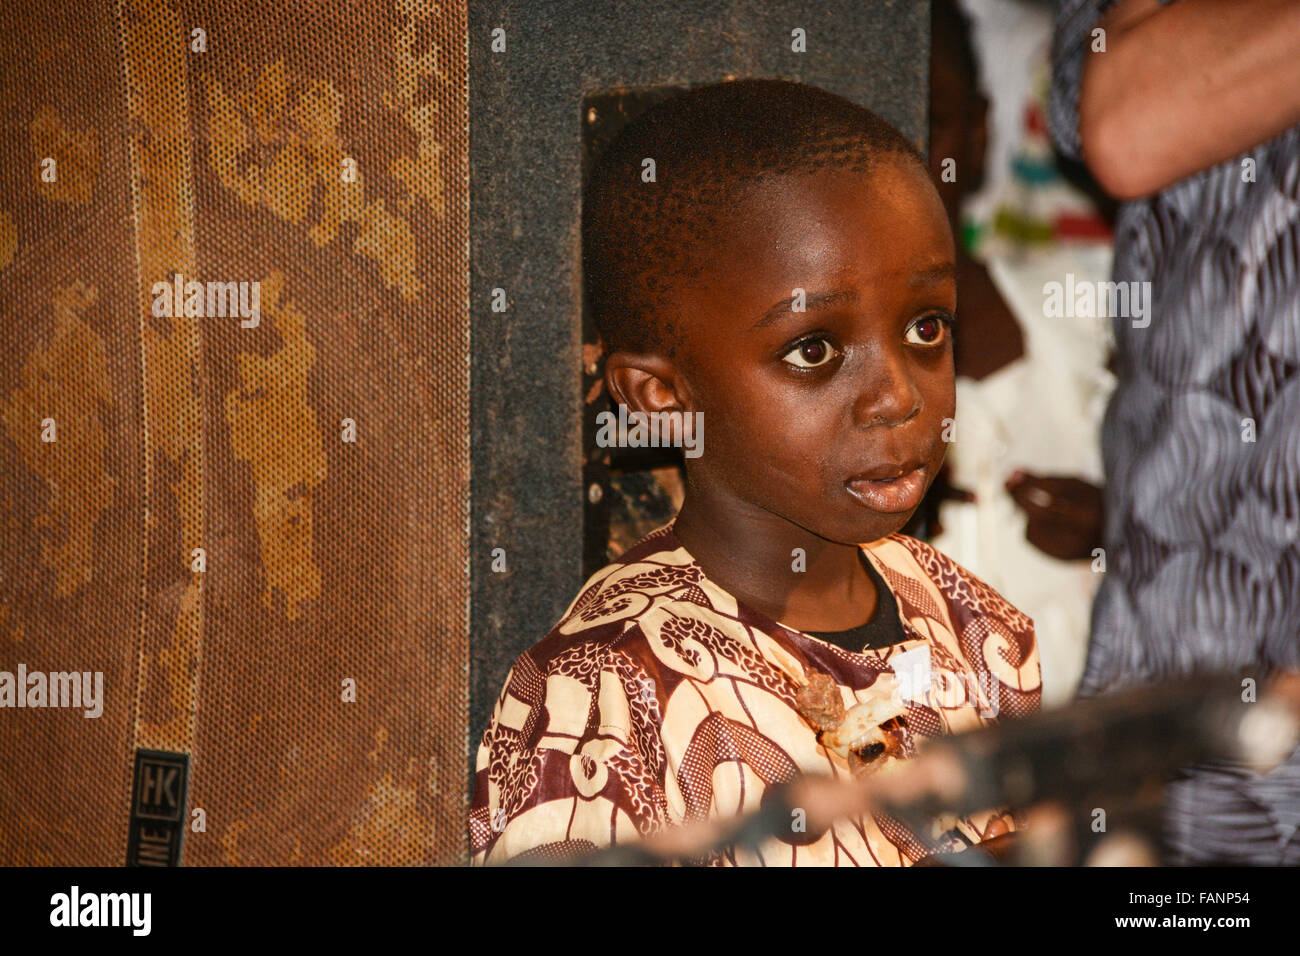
923;0;1114;708
1049;0;1300;864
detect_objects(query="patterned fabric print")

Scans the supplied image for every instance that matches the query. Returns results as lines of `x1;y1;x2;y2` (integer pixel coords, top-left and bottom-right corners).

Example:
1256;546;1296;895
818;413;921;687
470;522;1041;866
892;536;1041;724
1049;0;1300;864
874;557;948;625
895;534;1035;633
469;640;666;858
561;563;700;632
593;647;671;833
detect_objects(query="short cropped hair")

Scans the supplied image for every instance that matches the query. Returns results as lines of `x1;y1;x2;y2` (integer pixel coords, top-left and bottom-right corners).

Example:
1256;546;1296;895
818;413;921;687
582;78;926;357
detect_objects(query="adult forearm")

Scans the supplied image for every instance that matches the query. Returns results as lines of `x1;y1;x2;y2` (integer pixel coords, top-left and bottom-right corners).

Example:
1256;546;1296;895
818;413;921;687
1078;0;1300;199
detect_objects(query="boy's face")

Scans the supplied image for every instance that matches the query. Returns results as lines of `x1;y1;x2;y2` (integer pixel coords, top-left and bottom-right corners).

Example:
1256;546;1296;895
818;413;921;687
666;158;957;546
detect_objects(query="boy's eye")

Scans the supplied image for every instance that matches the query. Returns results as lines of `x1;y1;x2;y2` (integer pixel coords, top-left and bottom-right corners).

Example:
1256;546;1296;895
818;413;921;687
781;337;839;369
905;314;952;346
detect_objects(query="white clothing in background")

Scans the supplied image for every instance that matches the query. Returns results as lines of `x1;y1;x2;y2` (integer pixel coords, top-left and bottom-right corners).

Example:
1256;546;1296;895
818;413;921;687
932;244;1114;707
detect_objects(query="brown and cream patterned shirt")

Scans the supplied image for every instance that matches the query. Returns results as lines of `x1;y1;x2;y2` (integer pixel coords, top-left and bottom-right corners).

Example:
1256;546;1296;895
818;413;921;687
469;521;1041;865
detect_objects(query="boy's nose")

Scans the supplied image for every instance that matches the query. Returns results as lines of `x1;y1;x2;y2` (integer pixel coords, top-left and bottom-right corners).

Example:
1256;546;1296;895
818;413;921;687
852;356;922;428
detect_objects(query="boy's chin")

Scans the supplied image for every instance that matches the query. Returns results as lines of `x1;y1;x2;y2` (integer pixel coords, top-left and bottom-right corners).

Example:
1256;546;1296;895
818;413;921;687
846;513;915;544
802;510;917;547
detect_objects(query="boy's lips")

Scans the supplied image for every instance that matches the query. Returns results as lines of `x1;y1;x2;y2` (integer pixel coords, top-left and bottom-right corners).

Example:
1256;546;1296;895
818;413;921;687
844;465;927;514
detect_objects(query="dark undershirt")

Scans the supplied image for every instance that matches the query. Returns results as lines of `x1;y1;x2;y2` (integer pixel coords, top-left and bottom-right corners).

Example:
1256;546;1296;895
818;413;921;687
803;551;908;653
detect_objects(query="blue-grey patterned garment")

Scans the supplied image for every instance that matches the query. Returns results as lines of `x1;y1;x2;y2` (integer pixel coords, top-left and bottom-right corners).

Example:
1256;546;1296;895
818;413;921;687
1049;0;1300;864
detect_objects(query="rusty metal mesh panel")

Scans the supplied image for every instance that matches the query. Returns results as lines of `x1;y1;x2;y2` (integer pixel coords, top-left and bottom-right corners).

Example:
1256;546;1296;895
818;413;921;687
0;0;469;866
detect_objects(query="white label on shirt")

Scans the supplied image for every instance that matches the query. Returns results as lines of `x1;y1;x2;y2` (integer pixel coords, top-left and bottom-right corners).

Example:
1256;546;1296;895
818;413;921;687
892;644;932;704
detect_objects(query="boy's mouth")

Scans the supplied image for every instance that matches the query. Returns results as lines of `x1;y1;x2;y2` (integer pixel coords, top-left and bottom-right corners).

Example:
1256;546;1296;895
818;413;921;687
844;465;927;514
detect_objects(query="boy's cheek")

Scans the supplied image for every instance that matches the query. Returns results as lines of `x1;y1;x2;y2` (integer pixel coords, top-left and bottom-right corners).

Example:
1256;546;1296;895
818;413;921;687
927;382;957;433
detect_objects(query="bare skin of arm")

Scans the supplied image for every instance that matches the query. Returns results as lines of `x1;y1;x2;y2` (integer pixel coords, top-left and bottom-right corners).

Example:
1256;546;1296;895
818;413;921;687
1005;471;1105;561
1079;0;1300;199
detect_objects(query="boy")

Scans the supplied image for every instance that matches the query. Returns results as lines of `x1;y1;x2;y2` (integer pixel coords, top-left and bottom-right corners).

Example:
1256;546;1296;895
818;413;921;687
470;78;1041;866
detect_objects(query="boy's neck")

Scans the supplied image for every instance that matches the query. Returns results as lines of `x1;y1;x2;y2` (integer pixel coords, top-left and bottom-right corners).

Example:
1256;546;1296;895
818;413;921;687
672;493;878;632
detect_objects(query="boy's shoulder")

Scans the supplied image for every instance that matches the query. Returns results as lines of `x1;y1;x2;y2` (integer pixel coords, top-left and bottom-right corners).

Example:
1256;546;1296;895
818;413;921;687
873;532;1035;635
521;522;701;674
873;532;1040;716
507;525;1036;685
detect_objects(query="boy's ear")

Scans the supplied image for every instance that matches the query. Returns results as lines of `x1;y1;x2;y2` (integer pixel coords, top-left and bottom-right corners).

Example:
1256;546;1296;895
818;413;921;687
604;351;691;416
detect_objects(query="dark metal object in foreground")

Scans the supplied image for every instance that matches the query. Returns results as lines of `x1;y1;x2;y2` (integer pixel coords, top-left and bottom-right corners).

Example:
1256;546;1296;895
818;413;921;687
888;671;1269;822
539;671;1299;866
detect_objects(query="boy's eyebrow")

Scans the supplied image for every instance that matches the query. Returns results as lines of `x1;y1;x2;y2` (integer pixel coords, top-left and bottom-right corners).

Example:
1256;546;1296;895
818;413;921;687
910;262;957;286
750;264;956;330
751;289;859;330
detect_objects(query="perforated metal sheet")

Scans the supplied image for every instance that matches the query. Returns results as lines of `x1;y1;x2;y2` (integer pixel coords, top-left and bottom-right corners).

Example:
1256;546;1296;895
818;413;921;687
0;0;469;866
